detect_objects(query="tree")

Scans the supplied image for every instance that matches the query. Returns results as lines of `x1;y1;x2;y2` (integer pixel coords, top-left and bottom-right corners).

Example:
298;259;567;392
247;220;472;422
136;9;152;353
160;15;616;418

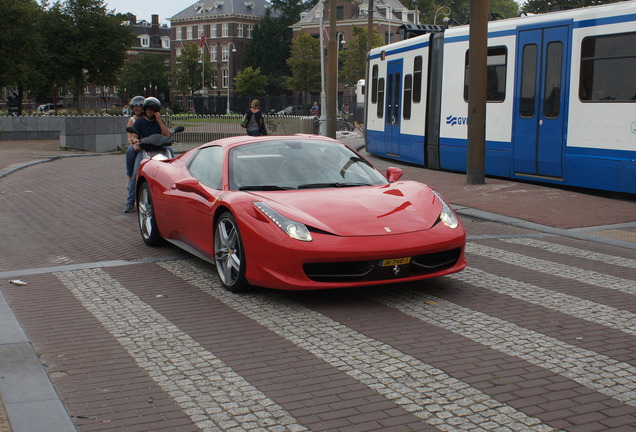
40;0;132;114
173;43;214;96
118;53;171;101
339;26;383;88
402;0;519;24
521;0;613;14
0;0;48;114
270;0;317;26
284;31;321;102
234;67;268;97
242;11;291;95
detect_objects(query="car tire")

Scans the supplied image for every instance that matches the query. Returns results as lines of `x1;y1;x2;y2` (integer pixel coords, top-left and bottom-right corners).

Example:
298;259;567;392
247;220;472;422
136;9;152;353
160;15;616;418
214;212;250;292
137;182;163;246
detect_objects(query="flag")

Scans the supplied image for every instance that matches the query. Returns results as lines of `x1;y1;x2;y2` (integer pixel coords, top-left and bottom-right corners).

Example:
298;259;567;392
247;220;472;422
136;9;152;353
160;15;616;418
322;25;329;41
199;32;206;48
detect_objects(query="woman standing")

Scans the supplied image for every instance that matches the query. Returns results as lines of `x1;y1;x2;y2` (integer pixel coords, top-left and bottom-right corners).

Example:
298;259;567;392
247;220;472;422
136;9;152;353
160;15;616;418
244;99;267;136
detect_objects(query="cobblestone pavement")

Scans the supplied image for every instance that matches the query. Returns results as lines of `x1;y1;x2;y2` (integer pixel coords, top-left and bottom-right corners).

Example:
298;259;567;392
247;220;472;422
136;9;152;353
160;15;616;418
1;138;635;431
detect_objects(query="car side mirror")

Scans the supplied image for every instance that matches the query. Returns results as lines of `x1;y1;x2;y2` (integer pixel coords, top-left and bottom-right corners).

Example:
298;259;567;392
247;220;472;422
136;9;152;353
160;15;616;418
173;178;214;201
386;167;403;182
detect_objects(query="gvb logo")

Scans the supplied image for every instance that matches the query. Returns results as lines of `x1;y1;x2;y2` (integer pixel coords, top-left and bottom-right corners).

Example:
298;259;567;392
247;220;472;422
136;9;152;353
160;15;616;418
446;115;468;126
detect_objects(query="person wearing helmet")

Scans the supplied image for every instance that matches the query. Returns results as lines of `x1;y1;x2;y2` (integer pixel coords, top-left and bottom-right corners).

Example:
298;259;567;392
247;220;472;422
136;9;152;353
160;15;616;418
124;97;171;213
124;96;145;213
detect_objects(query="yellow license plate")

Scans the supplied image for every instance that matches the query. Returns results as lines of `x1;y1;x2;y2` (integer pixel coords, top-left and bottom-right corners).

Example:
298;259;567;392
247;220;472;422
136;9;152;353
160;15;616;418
381;257;411;267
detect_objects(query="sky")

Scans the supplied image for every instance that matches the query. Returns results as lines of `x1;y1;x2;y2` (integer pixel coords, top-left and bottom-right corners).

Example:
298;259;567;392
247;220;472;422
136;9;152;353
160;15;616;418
101;0;187;24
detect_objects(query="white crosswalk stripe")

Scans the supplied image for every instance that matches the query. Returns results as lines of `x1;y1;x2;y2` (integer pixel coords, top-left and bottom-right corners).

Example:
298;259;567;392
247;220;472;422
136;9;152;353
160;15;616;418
466;243;636;295
500;238;636;268
449;267;636;335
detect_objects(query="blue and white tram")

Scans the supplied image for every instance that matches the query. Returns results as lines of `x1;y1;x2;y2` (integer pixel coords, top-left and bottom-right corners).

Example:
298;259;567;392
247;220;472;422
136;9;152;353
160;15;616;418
365;1;636;194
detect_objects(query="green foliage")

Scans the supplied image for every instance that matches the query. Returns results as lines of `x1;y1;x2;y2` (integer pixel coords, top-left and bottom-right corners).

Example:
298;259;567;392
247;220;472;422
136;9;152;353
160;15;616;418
270;0;317;26
521;0;613;14
0;0;49;114
402;0;519;24
339;26;383;88
118;53;171;99
284;31;321;96
235;67;268;96
241;11;291;95
174;43;215;95
40;0;133;113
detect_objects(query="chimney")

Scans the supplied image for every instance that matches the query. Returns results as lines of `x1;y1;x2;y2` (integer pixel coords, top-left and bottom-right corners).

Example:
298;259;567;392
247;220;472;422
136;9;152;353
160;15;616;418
152;15;159;35
130;15;137;25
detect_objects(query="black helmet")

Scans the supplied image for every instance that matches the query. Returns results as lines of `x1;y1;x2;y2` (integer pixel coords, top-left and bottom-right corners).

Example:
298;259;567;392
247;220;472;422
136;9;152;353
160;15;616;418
129;95;144;108
143;97;161;113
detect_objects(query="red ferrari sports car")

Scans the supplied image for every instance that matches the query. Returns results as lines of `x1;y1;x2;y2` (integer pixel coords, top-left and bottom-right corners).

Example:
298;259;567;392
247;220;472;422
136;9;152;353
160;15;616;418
136;135;466;292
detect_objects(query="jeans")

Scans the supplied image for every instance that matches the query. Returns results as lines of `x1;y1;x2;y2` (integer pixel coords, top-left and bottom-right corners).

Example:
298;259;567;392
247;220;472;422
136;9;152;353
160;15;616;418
126;146;143;205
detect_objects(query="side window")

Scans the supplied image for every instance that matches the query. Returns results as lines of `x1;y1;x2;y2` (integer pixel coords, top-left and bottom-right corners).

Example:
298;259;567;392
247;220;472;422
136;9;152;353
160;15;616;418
371;65;378;104
377;78;385;118
188;146;224;189
579;32;636;102
519;44;538;118
403;74;413;119
464;46;507;102
413;56;423;103
543;41;563;118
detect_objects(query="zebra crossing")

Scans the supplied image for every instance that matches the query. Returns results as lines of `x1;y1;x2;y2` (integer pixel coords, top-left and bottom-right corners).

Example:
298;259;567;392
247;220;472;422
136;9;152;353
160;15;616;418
52;236;636;431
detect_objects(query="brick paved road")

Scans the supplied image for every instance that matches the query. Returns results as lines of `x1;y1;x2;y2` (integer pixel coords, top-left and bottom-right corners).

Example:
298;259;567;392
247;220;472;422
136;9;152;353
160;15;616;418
1;150;636;431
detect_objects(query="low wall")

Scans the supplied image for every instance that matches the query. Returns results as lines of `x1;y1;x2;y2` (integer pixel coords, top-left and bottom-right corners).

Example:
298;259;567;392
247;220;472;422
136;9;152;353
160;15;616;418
0;116;128;152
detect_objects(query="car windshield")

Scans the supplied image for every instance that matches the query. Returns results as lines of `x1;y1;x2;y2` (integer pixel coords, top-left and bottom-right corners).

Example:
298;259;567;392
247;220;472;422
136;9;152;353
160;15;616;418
229;139;389;191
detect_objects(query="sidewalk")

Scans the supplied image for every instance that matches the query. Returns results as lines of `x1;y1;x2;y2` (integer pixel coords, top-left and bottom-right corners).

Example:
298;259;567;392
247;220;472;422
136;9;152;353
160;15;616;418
0;137;635;432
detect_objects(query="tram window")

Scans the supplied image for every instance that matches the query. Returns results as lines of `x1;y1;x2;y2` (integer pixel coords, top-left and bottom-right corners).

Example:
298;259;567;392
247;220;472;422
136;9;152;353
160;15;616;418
519;44;538;118
543;42;563;118
413;56;423;103
463;46;507;102
404;74;413;119
377;78;385;118
371;65;378;104
579;32;636;102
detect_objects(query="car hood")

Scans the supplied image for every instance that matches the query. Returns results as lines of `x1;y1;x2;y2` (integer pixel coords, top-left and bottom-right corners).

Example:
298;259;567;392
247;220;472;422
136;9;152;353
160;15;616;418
249;182;443;236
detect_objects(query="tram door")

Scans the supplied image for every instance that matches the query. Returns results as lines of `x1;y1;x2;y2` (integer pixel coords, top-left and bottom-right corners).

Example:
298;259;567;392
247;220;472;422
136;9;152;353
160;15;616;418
384;60;403;156
513;24;571;178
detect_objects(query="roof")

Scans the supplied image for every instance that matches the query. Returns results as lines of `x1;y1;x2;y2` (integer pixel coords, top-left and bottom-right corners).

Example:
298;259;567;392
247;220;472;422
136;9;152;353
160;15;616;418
293;0;412;27
169;0;275;21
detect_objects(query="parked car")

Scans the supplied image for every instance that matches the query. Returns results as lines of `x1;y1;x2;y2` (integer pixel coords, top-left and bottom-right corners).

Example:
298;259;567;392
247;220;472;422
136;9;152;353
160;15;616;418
276;105;305;115
37;103;64;114
135;135;467;292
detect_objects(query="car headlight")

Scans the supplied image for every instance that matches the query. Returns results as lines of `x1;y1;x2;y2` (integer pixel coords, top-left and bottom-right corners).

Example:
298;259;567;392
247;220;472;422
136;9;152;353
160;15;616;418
432;191;459;229
253;202;313;242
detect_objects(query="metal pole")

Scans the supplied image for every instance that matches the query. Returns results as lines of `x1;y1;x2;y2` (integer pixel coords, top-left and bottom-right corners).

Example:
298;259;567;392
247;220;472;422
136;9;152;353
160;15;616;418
326;0;337;138
226;42;236;115
466;0;488;185
319;0;327;135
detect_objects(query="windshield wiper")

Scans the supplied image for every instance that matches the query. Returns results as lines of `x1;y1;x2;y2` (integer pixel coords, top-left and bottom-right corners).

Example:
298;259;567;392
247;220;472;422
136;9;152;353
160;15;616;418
239;185;293;191
297;182;370;189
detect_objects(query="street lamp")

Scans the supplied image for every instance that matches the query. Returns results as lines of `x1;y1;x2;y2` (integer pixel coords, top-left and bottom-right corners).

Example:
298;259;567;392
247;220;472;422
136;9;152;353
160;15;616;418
226;42;237;115
434;6;451;25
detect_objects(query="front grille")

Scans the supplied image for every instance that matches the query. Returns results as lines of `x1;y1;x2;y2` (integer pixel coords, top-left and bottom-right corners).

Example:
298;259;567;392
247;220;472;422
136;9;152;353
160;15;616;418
303;248;462;283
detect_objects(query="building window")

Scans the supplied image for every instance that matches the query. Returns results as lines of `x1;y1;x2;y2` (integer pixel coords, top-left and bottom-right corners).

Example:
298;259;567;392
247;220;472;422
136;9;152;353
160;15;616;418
140;36;149;47
161;37;170;49
238;24;244;38
222;23;228;37
211;45;217;62
336;6;344;20
579;32;636;102
248;24;254;38
337;32;345;50
187;26;193;40
211;24;217;37
222;68;229;88
222;44;229;61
